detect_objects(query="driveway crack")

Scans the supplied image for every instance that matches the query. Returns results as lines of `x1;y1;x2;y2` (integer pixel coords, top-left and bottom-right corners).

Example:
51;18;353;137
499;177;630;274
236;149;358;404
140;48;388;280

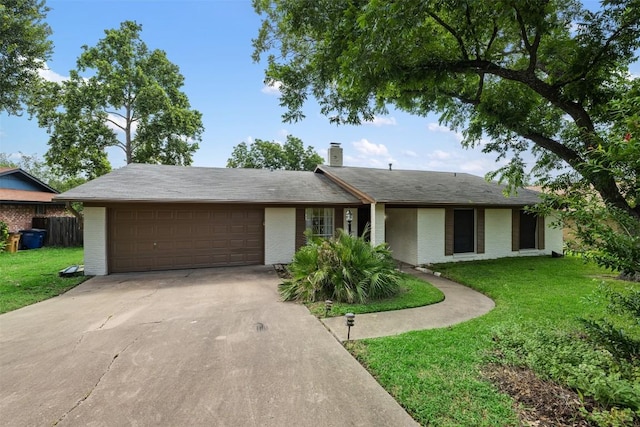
97;314;113;330
53;336;140;426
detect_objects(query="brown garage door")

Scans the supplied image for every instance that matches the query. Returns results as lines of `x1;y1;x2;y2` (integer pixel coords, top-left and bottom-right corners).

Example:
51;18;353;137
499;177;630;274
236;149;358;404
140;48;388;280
108;204;264;273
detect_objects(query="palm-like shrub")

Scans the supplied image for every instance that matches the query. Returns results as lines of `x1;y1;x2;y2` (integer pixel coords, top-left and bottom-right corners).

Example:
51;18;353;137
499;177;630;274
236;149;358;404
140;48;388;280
280;227;401;303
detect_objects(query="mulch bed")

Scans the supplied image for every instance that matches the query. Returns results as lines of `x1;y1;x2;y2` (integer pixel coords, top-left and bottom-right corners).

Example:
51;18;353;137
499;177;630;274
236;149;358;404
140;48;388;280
483;364;596;427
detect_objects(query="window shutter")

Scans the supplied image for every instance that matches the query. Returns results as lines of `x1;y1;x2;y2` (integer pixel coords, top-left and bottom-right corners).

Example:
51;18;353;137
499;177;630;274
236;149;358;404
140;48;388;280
537;215;545;250
445;208;454;256
476;208;485;254
512;209;520;252
295;208;306;250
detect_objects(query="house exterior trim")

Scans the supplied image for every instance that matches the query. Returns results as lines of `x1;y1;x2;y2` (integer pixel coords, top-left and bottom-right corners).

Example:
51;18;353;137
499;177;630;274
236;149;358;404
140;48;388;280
84;207;108;275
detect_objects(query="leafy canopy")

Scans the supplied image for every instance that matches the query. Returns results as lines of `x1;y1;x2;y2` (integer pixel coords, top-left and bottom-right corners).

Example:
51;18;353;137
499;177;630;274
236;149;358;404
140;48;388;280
227;135;323;171
0;152;86;193
252;0;639;219
0;0;52;115
31;20;204;179
253;0;640;275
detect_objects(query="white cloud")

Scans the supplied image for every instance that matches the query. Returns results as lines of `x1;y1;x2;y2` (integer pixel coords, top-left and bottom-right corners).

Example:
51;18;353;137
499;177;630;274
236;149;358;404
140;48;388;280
277;129;289;138
459;157;508;174
37;64;68;83
429;149;453;160
352;138;389;156
427;122;463;142
105;113;138;136
364;116;397;127
261;80;282;95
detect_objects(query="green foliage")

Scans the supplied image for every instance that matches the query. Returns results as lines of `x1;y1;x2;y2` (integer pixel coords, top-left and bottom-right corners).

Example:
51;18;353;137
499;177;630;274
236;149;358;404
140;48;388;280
30;20;203;179
352;256;627;425
0;0;52;115
0;247;87;313
227;135;323;171
280;228;401;303
491;323;640;417
533;79;640;276
306;273;444;317
489;285;640;424
581;285;640;364
0;152;86;192
0;221;9;252
253;0;640;265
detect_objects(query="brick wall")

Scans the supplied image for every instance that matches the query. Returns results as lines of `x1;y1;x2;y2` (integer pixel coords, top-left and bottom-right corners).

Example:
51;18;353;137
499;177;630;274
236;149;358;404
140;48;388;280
0;204;72;232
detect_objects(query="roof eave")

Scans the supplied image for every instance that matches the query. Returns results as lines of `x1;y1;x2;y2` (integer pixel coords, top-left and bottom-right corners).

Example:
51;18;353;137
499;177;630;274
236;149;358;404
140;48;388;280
55;197;363;205
314;165;375;203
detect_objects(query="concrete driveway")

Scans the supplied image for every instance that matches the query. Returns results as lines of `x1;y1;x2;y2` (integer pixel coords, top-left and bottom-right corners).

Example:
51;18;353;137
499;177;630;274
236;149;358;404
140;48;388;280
0;266;417;426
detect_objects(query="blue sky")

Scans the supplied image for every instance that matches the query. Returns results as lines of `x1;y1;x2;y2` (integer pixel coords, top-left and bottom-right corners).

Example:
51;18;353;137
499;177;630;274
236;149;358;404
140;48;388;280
0;0;637;177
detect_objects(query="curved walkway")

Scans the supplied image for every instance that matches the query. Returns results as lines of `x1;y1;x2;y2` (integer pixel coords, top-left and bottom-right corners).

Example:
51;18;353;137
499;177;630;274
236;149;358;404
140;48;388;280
320;268;495;341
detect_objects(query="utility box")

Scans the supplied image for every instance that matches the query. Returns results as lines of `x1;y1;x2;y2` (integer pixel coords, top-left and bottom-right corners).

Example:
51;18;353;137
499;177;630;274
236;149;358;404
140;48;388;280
19;229;47;249
7;233;21;253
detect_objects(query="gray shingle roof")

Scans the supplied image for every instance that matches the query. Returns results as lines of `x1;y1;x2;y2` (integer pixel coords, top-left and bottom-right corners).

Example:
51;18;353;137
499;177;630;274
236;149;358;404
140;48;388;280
55;163;361;204
316;165;541;206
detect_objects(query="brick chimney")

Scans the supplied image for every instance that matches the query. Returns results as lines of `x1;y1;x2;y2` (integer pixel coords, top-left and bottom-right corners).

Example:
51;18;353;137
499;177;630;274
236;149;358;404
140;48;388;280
328;142;343;167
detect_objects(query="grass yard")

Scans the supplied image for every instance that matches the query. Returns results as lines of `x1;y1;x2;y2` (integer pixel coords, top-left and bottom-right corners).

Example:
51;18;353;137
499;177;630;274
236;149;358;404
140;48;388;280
306;273;444;317
348;256;636;426
0;247;86;314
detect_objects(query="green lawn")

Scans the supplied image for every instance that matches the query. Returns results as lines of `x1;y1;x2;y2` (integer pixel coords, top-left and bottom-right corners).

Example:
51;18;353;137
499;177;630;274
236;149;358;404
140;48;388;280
348;256;634;426
0;247;87;314
305;273;444;317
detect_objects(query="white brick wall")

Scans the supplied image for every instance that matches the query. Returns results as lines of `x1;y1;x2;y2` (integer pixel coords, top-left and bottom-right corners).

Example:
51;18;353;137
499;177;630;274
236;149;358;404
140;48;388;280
386;208;418;265
386;207;564;266
417;208;446;264
83;207;107;275
485;209;514;258
545;214;564;254
264;207;296;264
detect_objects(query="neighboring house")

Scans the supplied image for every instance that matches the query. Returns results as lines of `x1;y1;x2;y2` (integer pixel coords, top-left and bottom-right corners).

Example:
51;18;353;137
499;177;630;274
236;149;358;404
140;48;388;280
0;168;70;232
56;144;563;275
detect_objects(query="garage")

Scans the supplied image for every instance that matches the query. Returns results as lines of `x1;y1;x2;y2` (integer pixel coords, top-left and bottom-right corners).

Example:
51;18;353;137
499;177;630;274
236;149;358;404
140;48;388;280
108;204;264;273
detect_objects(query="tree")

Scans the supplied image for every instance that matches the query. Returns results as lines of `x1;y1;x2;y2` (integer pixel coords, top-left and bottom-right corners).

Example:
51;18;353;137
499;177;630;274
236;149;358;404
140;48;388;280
31;20;203;179
252;0;640;274
0;0;52;115
227;135;323;171
0;152;85;192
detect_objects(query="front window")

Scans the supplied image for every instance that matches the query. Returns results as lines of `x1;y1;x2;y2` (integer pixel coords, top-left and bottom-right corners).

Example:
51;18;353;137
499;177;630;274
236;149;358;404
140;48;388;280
519;210;538;249
305;208;334;238
454;209;475;253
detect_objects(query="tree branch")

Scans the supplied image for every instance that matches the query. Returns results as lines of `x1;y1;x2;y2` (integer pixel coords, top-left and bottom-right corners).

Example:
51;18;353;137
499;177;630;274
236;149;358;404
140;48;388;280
554;18;639;88
427;11;469;60
512;5;542;72
415;59;596;133
522;132;583;167
104;116;125;131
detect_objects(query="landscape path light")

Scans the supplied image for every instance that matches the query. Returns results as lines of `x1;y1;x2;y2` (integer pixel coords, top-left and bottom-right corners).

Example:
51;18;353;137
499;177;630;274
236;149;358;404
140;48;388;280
345;312;355;341
325;299;333;318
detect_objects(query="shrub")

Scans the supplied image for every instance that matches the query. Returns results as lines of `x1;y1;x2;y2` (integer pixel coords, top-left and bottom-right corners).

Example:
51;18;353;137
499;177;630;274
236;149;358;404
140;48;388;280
581;285;640;364
490;321;640;425
0;221;8;253
280;227;401;303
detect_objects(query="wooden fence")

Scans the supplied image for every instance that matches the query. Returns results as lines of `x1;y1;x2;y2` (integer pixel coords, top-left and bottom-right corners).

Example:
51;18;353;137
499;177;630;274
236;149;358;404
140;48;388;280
32;217;83;247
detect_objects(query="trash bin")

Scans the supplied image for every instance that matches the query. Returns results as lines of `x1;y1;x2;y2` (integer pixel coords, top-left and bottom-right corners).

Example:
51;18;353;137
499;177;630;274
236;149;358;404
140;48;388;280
19;229;46;249
7;233;21;253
